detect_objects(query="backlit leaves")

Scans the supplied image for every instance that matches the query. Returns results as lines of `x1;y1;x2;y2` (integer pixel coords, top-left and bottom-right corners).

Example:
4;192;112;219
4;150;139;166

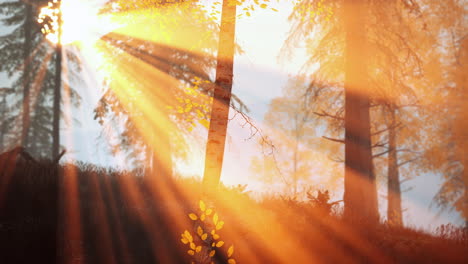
180;200;236;263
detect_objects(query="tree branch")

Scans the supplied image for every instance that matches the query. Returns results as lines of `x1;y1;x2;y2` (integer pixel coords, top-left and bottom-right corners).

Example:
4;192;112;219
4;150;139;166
313;110;344;121
373;150;390;158
322;136;345;144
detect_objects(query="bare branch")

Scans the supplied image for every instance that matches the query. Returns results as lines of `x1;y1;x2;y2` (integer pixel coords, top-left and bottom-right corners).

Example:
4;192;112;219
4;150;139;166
313;110;344;121
373;150;390;158
397;157;420;167
52;149;66;164
322;136;345;144
402;186;414;193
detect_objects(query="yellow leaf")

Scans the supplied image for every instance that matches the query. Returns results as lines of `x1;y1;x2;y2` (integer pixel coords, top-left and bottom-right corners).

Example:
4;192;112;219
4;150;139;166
181;238;189;244
201;233;208;241
199;200;206;211
195;246;202;253
199;119;210;129
197;226;203;236
188;250;195;256
213;213;218;225
216;221;224;230
228;259;236;264
201;214;206;221
227;245;234;257
188;213;198;221
190;242;196;250
209;250;216;257
213;233;220;240
184;230;193;242
205;208;213;215
216;241;224;247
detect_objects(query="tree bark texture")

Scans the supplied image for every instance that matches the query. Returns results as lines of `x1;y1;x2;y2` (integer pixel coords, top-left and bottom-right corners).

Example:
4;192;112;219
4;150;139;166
21;4;32;148
203;0;237;189
343;0;379;222
52;6;63;158
387;106;402;226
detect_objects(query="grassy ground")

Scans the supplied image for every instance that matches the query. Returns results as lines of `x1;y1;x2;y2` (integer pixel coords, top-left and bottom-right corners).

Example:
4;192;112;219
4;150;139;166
1;161;467;263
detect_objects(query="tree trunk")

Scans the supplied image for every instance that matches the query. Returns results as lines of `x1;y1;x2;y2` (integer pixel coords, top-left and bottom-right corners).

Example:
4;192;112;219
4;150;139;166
52;7;63;158
21;4;32;149
0;94;7;151
343;0;379;222
202;0;237;189
387;106;403;226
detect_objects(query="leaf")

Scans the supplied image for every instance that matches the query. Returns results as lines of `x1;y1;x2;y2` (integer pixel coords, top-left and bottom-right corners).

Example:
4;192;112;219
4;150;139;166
205;208;213;215
199;119;210;129
209;250;216;257
195;246;202;253
216;221;224;230
201;233;208;241
199;200;206;212
227;245;234;257
216;241;224;247
213;213;218;225
181;238;189;244
188;250;195;256
213;233;220;240
228;259;236;264
189;213;198;221
197;226;203;236
201;214;206;221
184;230;193;242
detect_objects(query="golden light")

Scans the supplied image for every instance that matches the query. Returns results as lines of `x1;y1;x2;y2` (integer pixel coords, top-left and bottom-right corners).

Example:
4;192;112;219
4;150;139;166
38;0;117;45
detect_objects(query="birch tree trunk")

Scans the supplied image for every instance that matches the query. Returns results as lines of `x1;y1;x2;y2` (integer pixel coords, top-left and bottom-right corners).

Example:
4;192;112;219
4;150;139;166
202;0;237;189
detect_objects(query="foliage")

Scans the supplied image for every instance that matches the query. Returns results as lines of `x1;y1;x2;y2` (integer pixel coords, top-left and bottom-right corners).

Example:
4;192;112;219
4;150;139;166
181;200;236;264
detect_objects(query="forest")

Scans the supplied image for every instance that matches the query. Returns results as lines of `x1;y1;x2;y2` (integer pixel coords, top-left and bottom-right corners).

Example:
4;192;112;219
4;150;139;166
0;0;467;263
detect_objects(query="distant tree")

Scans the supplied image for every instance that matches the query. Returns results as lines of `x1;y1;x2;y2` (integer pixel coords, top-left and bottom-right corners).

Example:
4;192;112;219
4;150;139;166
250;76;341;197
0;0;81;159
283;0;451;225
426;0;468;226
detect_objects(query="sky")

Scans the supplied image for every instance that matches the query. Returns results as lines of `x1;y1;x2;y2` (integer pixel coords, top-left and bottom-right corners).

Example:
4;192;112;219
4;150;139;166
0;0;464;232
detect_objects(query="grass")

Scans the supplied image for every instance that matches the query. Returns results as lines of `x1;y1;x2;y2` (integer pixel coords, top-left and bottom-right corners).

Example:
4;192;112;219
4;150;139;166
1;160;467;263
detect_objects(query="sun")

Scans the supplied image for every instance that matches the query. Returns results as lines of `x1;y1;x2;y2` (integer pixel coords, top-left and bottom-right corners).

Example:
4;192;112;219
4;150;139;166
38;0;117;45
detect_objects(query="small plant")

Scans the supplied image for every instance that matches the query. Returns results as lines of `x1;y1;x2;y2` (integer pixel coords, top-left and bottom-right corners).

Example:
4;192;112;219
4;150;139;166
435;223;468;245
180;200;236;264
307;189;341;214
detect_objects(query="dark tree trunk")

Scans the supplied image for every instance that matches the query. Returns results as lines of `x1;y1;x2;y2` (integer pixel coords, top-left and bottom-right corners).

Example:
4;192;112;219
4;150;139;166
21;4;32;148
202;0;236;189
387;106;403;226
343;0;379;222
52;7;63;158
